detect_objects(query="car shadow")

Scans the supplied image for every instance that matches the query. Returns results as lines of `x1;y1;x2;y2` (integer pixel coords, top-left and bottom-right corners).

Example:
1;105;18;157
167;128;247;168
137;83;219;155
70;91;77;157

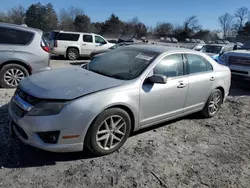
70;62;88;66
50;55;90;61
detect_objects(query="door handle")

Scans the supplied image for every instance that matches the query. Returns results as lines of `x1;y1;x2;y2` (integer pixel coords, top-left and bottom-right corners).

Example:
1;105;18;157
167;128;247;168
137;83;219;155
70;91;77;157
177;82;186;88
210;77;215;81
82;44;86;46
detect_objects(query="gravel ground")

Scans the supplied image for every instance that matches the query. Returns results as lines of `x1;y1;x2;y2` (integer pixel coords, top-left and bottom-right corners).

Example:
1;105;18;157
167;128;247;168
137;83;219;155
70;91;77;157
0;60;250;188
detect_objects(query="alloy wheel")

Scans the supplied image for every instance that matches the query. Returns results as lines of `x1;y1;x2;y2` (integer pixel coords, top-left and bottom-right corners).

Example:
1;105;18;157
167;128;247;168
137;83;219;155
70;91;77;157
4;68;25;87
96;115;126;150
209;93;221;115
68;50;77;60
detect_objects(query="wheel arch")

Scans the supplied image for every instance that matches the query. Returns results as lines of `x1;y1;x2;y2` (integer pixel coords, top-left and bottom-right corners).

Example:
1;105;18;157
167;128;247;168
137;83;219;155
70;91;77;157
215;86;225;101
66;46;80;53
0;60;32;75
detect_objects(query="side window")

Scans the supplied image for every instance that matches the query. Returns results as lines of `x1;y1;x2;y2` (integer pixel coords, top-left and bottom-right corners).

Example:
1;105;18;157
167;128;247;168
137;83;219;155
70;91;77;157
83;35;93;43
153;54;184;78
0;27;34;45
57;33;80;41
186;54;213;74
95;36;107;44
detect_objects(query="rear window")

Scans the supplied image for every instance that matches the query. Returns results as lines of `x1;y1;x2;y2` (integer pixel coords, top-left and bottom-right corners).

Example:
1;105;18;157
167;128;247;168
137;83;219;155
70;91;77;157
57;33;80;41
0;27;34;45
83;35;93;43
49;31;59;40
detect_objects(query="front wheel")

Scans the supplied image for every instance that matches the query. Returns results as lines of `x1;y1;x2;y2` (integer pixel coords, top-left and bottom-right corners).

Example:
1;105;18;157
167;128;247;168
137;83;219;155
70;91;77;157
201;89;223;118
85;108;131;156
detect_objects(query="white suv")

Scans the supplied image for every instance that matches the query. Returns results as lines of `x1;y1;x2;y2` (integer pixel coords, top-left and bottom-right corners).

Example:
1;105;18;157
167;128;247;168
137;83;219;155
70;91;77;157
49;31;115;60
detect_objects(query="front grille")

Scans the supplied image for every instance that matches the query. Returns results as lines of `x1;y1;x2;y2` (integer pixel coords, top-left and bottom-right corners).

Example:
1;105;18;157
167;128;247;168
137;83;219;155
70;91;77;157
14;124;28;140
228;56;250;66
15;87;41;106
11;100;26;118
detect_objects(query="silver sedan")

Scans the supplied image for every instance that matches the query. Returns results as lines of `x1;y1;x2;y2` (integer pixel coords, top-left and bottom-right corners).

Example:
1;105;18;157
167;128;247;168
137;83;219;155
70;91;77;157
8;44;231;155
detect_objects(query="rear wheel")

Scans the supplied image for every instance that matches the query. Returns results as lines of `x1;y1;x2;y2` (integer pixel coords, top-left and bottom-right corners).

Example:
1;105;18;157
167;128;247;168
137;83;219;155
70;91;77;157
0;64;29;88
201;89;223;118
85;108;131;156
67;48;79;60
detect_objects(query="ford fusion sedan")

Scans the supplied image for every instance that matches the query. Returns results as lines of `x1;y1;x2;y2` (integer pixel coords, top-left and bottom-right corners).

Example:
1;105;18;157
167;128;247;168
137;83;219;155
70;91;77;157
9;45;231;155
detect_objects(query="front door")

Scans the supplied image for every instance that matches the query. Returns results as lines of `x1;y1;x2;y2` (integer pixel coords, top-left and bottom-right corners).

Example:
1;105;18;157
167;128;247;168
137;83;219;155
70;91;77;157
183;53;214;113
81;34;95;55
139;54;188;127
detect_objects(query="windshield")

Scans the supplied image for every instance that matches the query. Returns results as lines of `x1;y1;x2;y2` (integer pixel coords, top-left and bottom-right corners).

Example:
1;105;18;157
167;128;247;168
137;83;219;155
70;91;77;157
109;44;120;50
200;45;223;54
87;48;158;80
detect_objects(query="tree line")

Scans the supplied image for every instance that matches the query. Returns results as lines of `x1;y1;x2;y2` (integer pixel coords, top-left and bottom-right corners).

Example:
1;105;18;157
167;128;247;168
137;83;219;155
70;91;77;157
219;7;250;40
0;2;249;42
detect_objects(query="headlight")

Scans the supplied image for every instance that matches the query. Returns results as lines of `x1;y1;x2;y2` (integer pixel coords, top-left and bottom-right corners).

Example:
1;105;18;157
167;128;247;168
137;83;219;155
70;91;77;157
27;101;68;116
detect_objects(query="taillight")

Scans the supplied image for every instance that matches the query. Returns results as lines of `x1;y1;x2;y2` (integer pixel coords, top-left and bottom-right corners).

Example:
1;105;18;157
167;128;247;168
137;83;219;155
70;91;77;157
42;46;50;53
54;40;58;47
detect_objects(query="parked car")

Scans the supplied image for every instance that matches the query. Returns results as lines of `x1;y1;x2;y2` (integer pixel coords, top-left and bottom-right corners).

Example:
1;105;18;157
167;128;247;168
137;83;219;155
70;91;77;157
0;22;51;88
9;44;231;155
160;37;165;41
185;38;190;42
165;37;171;42
171;38;178;43
191;39;197;43
200;44;235;62
219;40;250;81
48;31;115;60
90;42;134;59
193;44;205;51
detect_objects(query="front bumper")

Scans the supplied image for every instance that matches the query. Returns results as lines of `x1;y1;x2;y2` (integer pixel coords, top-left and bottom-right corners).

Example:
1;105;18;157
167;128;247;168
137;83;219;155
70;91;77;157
8;103;84;153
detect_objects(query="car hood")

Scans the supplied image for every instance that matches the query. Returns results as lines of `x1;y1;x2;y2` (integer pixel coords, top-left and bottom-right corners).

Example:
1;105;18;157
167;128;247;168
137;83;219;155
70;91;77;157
19;67;125;100
225;50;250;57
205;52;217;57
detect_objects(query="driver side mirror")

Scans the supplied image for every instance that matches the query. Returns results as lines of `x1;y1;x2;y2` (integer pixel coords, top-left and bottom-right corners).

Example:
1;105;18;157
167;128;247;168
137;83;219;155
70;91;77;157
149;74;167;84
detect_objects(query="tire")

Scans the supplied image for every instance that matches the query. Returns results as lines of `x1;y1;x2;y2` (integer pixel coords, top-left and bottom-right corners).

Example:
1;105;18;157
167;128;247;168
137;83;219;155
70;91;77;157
201;89;223;118
85;108;131;156
67;48;79;60
0;64;29;88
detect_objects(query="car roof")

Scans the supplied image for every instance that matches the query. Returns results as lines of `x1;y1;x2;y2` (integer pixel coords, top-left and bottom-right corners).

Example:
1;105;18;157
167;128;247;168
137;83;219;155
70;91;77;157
52;30;96;35
124;44;195;54
0;22;43;34
202;44;230;47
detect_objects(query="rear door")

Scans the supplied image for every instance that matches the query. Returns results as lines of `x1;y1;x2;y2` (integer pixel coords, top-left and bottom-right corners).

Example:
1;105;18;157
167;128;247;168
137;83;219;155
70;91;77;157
82;34;95;55
183;53;214;113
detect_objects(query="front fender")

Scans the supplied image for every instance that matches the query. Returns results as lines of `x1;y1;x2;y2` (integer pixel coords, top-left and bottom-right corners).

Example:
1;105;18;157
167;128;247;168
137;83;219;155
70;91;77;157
59;87;140;142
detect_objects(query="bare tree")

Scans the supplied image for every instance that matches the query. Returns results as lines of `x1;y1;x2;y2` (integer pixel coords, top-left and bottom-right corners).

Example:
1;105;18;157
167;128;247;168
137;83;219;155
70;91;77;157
183;16;201;32
218;13;234;38
68;6;84;20
58;7;84;31
7;5;25;24
235;7;249;31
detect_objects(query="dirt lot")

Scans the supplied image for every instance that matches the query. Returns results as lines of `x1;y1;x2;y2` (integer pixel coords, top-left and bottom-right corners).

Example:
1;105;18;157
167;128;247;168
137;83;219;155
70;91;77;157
0;60;250;188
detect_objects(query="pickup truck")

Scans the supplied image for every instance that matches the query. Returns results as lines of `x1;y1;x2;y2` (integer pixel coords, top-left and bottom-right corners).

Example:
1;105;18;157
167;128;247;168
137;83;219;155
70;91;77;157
219;41;250;81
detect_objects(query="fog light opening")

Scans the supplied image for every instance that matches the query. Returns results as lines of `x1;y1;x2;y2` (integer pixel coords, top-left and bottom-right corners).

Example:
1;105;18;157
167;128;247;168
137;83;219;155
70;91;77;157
37;131;60;144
